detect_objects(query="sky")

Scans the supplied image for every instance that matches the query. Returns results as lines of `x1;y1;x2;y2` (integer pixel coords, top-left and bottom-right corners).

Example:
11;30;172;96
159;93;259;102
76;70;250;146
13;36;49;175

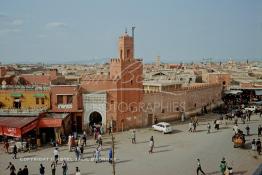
0;0;261;64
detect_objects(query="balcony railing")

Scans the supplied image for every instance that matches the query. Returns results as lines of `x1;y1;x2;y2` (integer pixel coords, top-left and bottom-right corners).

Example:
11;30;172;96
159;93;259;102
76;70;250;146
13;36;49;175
0;107;48;116
0;85;50;91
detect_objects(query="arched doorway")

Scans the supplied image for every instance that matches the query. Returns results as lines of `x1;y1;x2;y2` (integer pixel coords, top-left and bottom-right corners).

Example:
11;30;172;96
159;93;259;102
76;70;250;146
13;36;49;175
89;111;102;126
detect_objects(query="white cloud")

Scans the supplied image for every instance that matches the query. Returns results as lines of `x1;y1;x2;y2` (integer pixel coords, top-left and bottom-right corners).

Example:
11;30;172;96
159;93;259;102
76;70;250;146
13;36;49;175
46;22;67;29
12;19;24;26
37;34;47;38
0;28;21;36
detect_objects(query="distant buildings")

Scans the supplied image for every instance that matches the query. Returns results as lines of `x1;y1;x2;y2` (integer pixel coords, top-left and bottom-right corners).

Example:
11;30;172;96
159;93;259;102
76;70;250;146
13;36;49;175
0;32;261;144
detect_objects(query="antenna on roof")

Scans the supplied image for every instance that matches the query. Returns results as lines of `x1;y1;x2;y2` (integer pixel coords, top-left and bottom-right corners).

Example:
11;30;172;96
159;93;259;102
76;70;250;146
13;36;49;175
132;26;135;38
132;26;136;57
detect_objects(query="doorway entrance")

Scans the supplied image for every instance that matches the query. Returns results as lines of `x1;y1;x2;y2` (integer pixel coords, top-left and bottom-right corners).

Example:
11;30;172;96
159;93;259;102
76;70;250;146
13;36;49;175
89;111;102;126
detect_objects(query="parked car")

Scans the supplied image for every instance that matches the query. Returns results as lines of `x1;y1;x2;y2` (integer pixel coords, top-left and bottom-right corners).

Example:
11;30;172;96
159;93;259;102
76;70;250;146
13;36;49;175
152;122;173;134
244;106;256;112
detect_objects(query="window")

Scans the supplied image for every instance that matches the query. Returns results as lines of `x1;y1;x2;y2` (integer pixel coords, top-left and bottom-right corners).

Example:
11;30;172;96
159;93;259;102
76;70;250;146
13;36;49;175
57;95;63;104
127;49;130;58
131;80;133;85
162;109;165;113
67;95;73;104
41;98;45;105
36;98;39;105
120;49;123;59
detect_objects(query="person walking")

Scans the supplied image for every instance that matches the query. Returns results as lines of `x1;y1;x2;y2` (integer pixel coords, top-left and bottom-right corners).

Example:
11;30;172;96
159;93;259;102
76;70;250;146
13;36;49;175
95;147;101;163
80;144;84;158
251;139;256;151
51;161;56;175
62;160;68;175
196;159;206;175
207;123;211;134
53;148;59;164
82;135;87;147
13;145;17;159
97;134;103;147
258;125;262;136
17;168;23;175
233;124;239;134
149;136;154;154
234;116;238;125
4;140;9;153
6;162;16;175
245;125;250;136
131;129;136;144
22;165;29;175
189;121;193;132
39;164;45;175
75;145;80;161
68;135;72;152
256;138;261;155
108;147;113;164
100;126;104;135
247;111;251;121
108;125;112;135
219;157;227;175
193;121;197;132
75;167;81;175
215;120;220;130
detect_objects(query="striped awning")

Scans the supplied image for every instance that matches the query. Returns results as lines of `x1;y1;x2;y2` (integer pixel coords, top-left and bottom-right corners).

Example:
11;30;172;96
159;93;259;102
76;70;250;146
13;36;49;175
33;93;46;98
10;93;23;98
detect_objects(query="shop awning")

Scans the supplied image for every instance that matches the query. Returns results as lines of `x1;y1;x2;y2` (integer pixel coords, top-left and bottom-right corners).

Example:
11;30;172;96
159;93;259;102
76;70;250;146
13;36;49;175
38;118;62;128
224;90;243;95
38;113;70;128
0;117;38;137
10;93;23;98
255;90;262;96
33;93;46;98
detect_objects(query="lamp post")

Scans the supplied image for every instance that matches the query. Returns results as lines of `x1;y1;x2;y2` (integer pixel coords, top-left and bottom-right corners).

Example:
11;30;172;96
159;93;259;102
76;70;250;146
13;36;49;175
111;133;116;175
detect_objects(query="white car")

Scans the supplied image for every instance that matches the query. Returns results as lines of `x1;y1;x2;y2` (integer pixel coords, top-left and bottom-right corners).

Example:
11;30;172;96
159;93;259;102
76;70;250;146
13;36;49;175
244;106;256;112
152;122;173;134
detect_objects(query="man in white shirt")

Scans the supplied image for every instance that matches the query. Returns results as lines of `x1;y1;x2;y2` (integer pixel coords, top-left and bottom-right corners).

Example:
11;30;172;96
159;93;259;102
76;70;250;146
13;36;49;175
233;124;239;134
53;148;59;164
75;167;81;175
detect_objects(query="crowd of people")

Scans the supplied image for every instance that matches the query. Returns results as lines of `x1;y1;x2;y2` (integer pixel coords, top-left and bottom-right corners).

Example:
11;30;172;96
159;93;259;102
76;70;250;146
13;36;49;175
2;105;262;175
196;157;233;175
4;123;115;175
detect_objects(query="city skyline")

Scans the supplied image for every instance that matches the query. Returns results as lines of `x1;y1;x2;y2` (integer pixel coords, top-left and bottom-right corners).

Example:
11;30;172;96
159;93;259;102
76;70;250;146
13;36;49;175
0;0;262;64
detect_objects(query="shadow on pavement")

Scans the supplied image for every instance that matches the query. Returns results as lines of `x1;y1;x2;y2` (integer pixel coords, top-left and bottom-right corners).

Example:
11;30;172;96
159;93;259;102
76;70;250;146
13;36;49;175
19;154;37;158
136;140;148;144
233;170;248;174
154;149;173;153
169;130;183;134
194;129;206;133
154;145;170;149
116;159;132;164
206;170;220;175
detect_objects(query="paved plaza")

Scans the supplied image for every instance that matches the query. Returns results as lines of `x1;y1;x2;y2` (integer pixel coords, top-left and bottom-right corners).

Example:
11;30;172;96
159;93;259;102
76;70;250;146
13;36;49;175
1;114;262;175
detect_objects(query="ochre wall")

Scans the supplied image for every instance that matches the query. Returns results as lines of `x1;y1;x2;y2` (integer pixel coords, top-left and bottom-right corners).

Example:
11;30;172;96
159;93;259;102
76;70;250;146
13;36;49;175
0;90;50;109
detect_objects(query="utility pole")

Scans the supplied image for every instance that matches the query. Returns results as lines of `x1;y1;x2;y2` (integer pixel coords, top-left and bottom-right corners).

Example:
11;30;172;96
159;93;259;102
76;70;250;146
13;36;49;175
112;133;116;175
